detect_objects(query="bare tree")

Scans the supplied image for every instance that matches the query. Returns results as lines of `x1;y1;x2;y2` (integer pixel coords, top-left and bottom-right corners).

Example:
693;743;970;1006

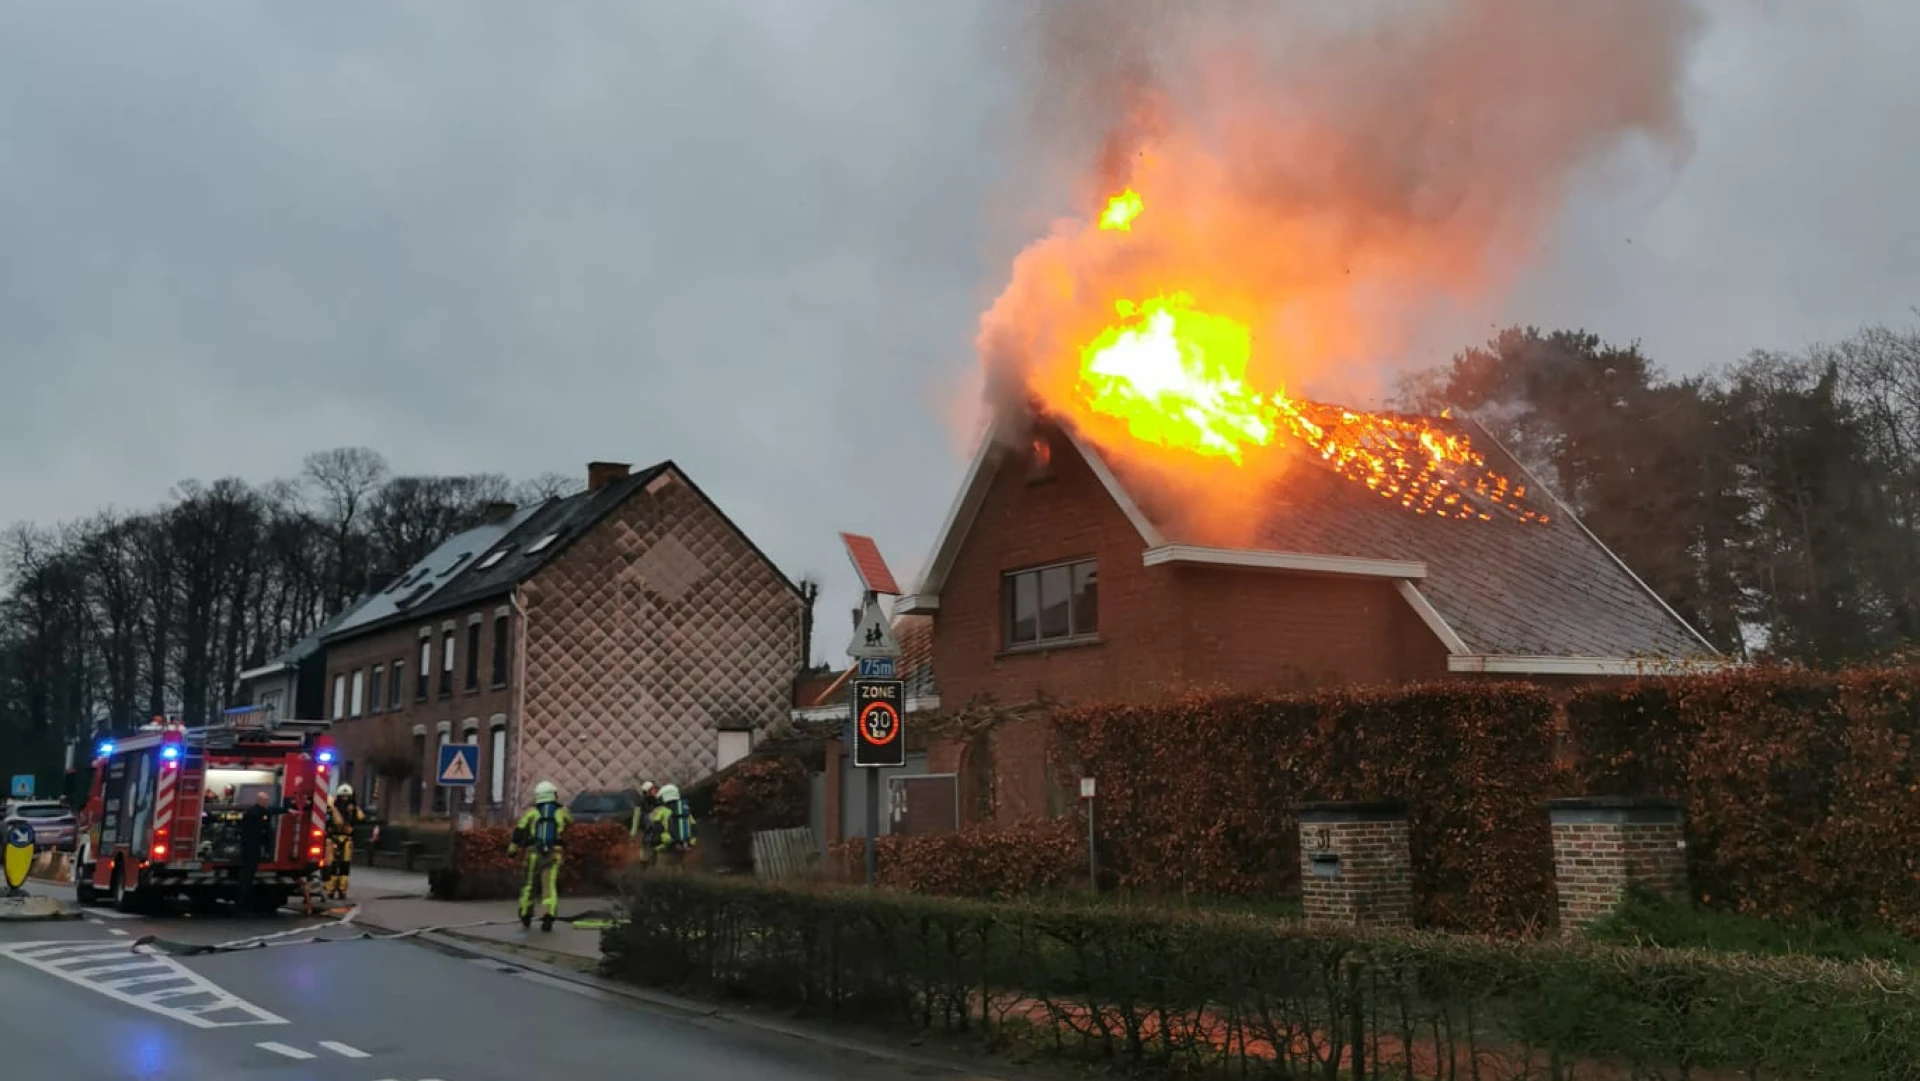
304;447;389;610
512;472;583;502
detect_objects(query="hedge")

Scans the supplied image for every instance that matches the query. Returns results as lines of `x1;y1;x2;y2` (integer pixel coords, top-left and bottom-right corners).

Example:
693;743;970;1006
428;820;635;900
606;873;1920;1080
707;756;811;872
1050;683;1565;932
831;818;1086;897
1569;664;1920;933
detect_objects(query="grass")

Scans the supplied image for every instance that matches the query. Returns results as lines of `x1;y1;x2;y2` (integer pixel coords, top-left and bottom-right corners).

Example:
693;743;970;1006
1584;885;1920;966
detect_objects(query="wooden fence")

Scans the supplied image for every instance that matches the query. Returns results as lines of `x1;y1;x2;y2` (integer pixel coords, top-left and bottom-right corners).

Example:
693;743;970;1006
750;826;818;880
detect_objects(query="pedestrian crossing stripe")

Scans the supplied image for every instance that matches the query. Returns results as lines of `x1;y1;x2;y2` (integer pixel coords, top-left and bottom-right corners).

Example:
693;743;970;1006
0;940;289;1028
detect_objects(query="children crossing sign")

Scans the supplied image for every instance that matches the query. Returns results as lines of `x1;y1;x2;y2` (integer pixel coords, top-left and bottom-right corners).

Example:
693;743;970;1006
437;744;479;787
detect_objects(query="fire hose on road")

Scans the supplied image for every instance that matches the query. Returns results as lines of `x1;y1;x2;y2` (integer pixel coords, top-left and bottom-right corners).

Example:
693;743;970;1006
128;904;625;956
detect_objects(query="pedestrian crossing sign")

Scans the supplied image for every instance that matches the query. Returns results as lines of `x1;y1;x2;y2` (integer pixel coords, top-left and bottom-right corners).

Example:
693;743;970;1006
437;744;479;787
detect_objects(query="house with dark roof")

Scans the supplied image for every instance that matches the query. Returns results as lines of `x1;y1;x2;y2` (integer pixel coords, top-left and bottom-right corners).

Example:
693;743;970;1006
318;460;808;821
896;412;1725;709
234;598;373;724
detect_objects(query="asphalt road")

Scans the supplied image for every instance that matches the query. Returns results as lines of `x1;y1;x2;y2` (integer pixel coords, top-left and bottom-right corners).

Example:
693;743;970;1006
0;903;999;1081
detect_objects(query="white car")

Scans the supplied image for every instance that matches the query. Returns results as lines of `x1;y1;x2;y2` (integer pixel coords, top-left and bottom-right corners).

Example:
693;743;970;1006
3;800;77;851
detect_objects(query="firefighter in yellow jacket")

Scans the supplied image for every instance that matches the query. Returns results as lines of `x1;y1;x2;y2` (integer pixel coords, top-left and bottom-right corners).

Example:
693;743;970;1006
323;784;373;900
508;780;572;931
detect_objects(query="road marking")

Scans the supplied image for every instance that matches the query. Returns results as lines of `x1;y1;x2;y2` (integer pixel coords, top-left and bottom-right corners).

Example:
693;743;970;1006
255;1041;314;1060
319;1040;369;1058
107;928;129;937
0;940;288;1029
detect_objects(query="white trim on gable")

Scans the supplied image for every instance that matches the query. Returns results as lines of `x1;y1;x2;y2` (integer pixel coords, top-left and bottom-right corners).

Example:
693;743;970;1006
906;416;1162;605
1449;654;1733;677
1142;544;1428;580
1394;580;1469;655
1057;427;1166;549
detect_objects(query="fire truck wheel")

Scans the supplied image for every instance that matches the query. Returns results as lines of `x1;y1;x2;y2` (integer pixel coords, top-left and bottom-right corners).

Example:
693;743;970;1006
74;865;96;905
113;865;148;915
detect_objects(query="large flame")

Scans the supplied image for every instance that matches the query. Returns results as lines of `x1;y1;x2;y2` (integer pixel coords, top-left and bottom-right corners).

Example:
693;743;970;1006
974;0;1699;543
1068;195;1546;524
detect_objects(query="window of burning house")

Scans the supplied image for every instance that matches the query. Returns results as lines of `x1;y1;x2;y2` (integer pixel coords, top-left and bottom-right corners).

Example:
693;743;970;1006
491;613;509;688
390;660;405;709
368;665;383;714
1002;559;1098;647
331;674;346;719
349;669;364;717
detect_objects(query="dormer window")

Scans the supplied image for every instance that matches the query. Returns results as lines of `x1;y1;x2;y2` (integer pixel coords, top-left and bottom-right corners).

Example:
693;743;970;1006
1028;435;1054;482
527;532;560;555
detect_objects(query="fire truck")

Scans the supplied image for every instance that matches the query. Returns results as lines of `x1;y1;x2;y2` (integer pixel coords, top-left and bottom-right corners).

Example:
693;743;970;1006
74;707;339;915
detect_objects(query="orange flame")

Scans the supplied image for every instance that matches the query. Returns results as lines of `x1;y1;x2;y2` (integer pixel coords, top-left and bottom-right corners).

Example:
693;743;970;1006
1065;193;1546;525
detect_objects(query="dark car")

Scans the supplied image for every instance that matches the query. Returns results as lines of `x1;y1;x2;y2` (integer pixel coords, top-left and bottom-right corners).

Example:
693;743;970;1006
3;800;77;851
567;788;642;826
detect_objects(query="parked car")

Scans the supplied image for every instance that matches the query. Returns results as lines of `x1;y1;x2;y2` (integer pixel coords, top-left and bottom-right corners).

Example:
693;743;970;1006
566;788;643;827
3;799;76;851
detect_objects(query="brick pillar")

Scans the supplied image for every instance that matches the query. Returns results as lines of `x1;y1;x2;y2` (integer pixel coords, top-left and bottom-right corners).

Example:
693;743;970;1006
1547;796;1688;931
1294;800;1413;929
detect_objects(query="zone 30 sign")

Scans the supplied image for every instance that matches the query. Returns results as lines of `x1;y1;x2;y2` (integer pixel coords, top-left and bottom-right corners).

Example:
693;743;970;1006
851;678;905;769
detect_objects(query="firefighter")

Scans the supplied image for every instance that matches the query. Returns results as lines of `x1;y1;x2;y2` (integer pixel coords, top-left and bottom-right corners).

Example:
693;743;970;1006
628;781;659;866
323;784;374;900
507;780;573;931
643;783;697;870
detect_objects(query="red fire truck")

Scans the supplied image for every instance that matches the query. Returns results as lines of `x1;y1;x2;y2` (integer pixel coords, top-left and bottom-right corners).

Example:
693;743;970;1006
74;707;338;915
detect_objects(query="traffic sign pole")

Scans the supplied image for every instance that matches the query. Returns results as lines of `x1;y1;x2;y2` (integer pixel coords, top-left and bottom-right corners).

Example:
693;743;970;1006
436;744;480;886
846;587;904;888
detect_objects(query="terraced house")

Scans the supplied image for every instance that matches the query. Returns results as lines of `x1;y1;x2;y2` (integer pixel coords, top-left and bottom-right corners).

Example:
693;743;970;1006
315;461;808;821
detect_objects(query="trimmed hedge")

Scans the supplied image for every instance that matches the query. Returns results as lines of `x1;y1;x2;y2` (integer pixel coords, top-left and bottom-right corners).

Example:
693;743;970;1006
428;820;635;900
607;873;1920;1080
1569;665;1920;932
1050;684;1565;932
831;818;1086;897
708;756;811;872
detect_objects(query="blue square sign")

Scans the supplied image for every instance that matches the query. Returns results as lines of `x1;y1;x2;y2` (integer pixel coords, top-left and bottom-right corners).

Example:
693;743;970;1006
9;775;32;799
437;744;479;787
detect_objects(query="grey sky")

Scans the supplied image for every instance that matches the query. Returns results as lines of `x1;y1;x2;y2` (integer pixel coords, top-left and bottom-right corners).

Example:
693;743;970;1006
3;1;1916;663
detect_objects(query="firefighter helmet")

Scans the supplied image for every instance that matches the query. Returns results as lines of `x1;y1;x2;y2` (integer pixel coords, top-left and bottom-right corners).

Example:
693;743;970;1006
334;783;353;798
657;784;681;803
533;780;559;805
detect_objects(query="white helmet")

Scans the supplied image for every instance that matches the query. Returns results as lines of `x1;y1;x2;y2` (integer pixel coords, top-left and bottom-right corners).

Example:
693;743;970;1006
333;783;353;798
657;784;680;803
533;780;559;805
638;780;657;797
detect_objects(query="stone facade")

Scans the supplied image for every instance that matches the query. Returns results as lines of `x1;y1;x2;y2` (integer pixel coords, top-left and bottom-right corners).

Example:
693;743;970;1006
516;468;806;808
1295;801;1413;929
1547;796;1688;930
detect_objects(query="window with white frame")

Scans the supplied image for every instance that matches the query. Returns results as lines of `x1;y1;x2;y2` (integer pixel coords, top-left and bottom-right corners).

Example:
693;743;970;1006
1002;559;1099;648
331;674;346;719
368;665;384;713
489;722;507;806
463;724;480;806
417;634;431;700
349;669;364;717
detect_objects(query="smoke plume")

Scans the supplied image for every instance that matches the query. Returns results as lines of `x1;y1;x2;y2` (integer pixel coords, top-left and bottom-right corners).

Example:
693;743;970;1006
976;0;1706;436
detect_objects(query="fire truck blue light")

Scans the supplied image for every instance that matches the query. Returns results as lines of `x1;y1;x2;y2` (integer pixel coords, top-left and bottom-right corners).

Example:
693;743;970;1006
160;744;180;761
96;740;114;757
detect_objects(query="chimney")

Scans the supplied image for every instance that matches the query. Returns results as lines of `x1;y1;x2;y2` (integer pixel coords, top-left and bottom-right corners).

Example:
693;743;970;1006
587;461;631;493
483;501;517;522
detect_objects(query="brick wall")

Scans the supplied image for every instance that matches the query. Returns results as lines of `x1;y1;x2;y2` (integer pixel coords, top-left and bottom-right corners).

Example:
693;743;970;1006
1296;802;1414;929
930;422;1453;710
932;425;1183;707
322;602;517;822
1547;797;1688;930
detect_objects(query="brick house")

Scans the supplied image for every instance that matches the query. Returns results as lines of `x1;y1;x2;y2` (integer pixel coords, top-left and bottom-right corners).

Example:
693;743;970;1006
896;414;1723;706
790;413;1725;846
320;460;807;821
